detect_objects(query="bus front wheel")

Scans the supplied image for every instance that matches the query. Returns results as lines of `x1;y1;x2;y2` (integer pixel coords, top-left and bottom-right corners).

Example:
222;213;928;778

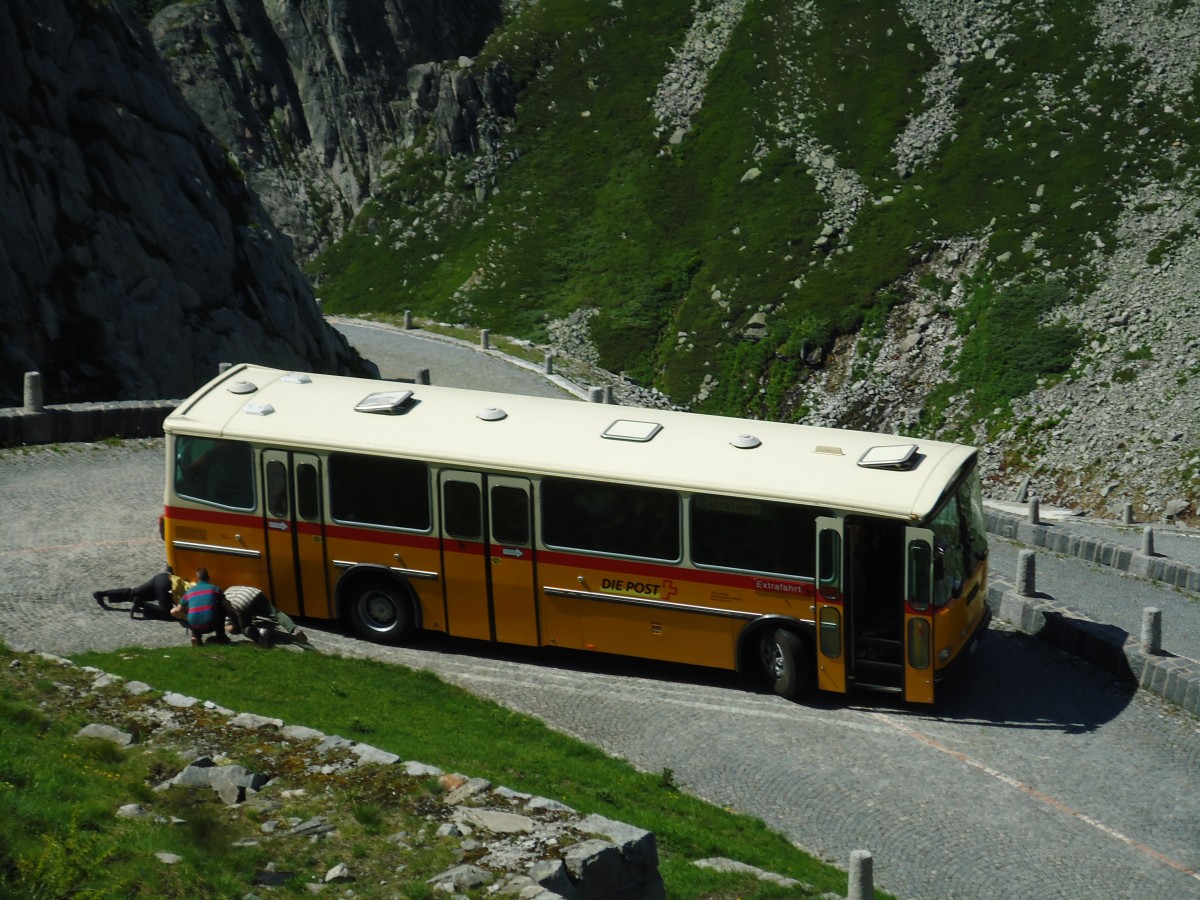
347;579;414;645
762;629;810;699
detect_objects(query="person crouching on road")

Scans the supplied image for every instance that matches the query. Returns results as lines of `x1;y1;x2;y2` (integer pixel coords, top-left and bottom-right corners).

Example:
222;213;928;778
179;568;229;647
223;585;307;648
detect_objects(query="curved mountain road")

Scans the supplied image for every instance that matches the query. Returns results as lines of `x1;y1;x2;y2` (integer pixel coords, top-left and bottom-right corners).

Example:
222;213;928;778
1;324;1197;899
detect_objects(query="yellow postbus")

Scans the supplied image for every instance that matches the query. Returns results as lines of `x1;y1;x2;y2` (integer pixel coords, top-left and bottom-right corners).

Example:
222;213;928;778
161;364;990;703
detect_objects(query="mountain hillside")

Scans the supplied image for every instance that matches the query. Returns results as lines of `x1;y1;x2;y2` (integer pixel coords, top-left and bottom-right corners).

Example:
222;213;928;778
293;0;1200;520
0;0;373;407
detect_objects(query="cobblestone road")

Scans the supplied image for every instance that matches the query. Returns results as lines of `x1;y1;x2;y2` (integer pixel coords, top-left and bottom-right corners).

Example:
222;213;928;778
2;329;1198;898
5;446;1199;899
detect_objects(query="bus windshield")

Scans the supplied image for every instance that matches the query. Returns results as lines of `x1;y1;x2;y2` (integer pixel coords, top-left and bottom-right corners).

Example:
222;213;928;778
928;467;988;605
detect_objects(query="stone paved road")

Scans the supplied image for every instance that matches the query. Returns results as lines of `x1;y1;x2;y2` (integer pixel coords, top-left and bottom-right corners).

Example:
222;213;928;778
3;440;1199;900
330;318;579;399
990;537;1200;663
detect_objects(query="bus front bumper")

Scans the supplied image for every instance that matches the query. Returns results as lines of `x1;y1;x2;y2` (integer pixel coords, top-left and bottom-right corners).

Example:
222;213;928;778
934;603;992;685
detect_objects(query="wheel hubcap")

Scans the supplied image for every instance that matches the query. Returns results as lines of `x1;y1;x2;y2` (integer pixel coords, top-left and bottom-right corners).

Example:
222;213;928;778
762;638;784;679
361;590;397;630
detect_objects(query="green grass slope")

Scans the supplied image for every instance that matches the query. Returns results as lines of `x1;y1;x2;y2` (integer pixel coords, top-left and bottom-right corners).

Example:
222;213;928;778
309;0;1200;434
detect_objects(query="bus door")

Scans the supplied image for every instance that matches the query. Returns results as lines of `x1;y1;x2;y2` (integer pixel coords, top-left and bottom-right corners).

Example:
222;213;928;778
814;516;846;693
262;450;329;619
439;472;538;644
903;526;937;703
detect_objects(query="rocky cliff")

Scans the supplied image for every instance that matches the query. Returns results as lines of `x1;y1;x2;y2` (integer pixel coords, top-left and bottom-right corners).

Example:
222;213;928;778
147;0;511;258
0;0;373;407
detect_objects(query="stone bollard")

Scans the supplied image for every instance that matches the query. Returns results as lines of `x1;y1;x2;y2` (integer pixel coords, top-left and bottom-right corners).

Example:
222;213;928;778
1015;475;1030;503
847;850;874;900
544;353;554;375
315;298;323;315
1027;495;1040;525
1122;502;1134;525
588;388;605;403
480;328;490;350
404;310;413;329
1141;526;1155;557
417;368;430;386
1017;549;1036;597
218;362;232;374
1141;607;1162;654
23;371;44;413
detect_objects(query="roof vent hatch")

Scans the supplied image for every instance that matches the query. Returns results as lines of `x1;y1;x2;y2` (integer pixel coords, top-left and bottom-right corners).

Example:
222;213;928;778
858;444;920;471
602;420;662;442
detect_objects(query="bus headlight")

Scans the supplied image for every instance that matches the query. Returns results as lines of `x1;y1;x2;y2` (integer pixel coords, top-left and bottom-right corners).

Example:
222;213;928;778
938;646;952;664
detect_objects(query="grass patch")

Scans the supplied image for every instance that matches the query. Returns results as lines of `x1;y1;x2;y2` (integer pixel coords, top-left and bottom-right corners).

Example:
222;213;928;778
926;277;1080;434
16;641;873;898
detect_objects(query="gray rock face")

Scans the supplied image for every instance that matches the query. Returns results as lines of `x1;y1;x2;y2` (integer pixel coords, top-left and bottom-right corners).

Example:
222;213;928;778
148;0;510;257
0;0;373;407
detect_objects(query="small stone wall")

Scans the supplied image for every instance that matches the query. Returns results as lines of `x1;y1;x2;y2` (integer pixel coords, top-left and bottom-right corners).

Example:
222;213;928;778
0;399;180;446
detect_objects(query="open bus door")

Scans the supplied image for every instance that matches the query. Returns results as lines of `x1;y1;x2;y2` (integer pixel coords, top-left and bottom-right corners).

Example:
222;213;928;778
261;450;329;620
440;472;538;644
814;516;846;693
904;526;937;703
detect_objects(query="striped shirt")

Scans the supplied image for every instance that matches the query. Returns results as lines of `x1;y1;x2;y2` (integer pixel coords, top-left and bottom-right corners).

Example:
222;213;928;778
182;581;221;631
223;585;266;628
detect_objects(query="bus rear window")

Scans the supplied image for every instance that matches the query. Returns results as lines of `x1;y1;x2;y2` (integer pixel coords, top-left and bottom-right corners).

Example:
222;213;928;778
542;477;679;561
173;436;255;510
329;453;430;531
691;494;820;577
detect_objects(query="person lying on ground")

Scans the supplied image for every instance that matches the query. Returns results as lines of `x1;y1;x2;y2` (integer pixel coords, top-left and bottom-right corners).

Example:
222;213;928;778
94;567;191;619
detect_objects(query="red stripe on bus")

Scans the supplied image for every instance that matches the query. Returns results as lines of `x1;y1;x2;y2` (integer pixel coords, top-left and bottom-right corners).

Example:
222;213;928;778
165;506;259;529
323;522;441;551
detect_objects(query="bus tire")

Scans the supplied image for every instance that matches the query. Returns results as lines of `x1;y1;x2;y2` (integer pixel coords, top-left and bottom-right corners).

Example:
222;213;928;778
347;578;415;645
762;628;810;699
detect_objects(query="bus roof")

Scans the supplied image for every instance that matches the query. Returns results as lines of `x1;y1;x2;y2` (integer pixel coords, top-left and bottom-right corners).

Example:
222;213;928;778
164;364;977;522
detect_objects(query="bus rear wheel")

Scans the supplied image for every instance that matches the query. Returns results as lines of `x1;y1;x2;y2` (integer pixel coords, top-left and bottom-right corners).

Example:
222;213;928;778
348;579;414;645
761;629;810;699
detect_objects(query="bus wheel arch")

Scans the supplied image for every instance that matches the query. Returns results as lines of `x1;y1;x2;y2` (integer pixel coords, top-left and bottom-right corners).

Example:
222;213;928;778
337;569;419;645
739;620;813;699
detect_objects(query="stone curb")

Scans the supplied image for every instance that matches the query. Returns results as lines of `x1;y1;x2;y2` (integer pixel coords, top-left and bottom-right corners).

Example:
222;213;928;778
0;399;180;446
985;508;1200;593
987;579;1200;716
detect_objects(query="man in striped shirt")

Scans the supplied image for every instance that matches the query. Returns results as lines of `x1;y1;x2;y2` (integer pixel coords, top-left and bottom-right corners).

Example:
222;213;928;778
179;569;229;647
223;584;307;648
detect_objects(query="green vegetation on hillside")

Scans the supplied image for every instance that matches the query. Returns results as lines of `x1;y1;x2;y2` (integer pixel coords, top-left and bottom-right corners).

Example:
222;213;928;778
309;0;1198;431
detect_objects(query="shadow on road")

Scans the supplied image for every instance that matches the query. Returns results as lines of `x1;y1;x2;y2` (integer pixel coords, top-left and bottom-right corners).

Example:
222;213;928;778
304;618;1133;736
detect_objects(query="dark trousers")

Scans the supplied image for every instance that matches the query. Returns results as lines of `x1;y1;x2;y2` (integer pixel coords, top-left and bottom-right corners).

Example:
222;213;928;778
98;573;173;617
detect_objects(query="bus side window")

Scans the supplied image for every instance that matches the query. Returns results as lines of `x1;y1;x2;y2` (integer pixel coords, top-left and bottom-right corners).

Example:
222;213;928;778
266;460;288;518
542;477;679;561
329;453;430;531
296;463;320;520
690;495;824;577
907;540;932;610
443;481;482;540
818;529;842;598
491;485;530;546
174;436;255;510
